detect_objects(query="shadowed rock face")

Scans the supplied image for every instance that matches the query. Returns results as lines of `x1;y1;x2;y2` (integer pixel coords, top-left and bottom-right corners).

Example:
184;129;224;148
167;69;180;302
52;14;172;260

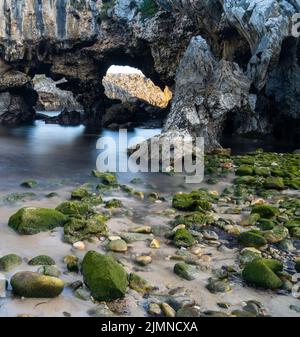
0;0;299;148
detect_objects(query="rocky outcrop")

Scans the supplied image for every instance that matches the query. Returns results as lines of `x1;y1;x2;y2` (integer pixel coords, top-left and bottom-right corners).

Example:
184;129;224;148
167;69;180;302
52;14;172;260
33;75;82;111
164;36;251;151
0;0;299;148
0;66;37;125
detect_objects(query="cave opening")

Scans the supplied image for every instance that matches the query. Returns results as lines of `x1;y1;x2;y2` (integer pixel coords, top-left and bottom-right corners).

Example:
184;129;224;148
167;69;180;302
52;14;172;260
99;64;172;130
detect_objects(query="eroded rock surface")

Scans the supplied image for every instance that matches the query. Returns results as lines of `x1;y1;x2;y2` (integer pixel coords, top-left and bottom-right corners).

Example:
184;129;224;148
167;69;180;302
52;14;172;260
0;0;299;148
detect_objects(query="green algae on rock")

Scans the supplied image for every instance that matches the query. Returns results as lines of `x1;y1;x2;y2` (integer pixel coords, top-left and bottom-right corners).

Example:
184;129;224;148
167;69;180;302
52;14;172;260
20;180;38;188
173;262;198;281
128;273;153;294
251;204;279;219
173;228;197;247
236;165;254;176
242;258;283;289
263;226;289;243
172;189;215;212
71;187;90;200
238;230;267;248
81;251;128;301
8;207;67;235
28;255;55;266
0;254;22;272
105;199;123;209
11;271;64;298
172;212;214;229
56;200;90;218
264;177;285;190
64;214;108;244
92;170;118;186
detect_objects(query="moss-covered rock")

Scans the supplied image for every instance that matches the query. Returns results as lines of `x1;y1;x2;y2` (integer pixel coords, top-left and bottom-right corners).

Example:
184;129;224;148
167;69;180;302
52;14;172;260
234;176;256;185
238;230;267;248
28;255;55;266
173;194;212;212
290;227;300;238
105;199;123;209
8;207;67;235
128;273;153;294
236;165;254;176
20;180;38;188
264;177;284;190
206;278;231;293
0;254;22;272
56;201;90;218
81;251;128;301
64;214;108;244
251;204;279;219
71;187;90;200
242;258;283;289
264;226;289;243
239;248;262;265
173;228;196;247
256;218;275;231
295;259;300;273
172;212;214;229
284;218;300;230
253;167;270;177
11;271;64;298
92;171;117;186
173;262;198;281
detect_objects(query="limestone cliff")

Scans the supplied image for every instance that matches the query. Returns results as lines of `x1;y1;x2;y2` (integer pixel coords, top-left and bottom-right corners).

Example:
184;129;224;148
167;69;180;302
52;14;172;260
0;0;299;148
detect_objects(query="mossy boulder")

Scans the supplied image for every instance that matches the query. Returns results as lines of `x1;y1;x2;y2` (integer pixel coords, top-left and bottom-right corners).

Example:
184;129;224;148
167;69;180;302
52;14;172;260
284;218;300;230
295;260;300;273
290;227;300;238
234;176;256;185
105;199;123;209
56;201;90;218
239;248;262;265
242;259;283;289
8;207;67;235
82;251;128;301
206;278;232;293
253;167;270;177
11;271;64;298
173;228;197;247
64;214;108;244
128;273;153;294
264;177;284;190
256;218;275;231
173;212;214;229
0;254;22;272
264;226;289;243
173;262;198;281
251;204;279;219
92;171;117;185
238;230;267;248
236;165;254;176
172;191;213;212
20;180;38;188
71;187;90;200
28;255;55;266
